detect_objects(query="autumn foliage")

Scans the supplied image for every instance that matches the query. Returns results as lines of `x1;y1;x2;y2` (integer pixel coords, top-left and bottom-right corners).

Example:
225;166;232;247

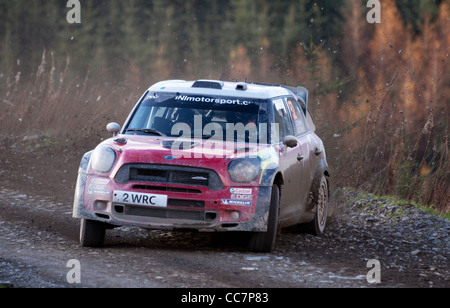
335;0;449;211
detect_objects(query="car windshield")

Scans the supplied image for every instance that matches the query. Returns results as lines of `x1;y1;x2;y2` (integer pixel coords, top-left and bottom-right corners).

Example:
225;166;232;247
125;92;269;144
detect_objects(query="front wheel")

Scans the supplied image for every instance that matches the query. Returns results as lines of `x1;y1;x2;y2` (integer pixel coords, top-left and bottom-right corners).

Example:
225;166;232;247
80;219;106;247
306;175;329;236
248;185;280;253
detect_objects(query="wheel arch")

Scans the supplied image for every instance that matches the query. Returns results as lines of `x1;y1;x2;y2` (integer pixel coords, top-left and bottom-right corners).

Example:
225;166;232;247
305;158;331;218
315;158;331;191
273;172;284;190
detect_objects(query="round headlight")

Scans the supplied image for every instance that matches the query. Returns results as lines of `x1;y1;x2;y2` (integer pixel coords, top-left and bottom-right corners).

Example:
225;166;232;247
90;145;116;173
228;158;261;183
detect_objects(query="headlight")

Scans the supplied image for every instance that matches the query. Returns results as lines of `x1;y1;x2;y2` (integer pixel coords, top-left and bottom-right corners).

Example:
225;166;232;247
228;158;261;183
90;145;116;173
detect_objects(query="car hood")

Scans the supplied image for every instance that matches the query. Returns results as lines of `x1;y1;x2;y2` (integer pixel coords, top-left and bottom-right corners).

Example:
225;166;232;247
102;135;271;170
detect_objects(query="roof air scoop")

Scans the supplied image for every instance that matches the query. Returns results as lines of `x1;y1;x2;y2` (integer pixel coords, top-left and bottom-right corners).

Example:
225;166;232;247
236;83;248;91
192;80;224;89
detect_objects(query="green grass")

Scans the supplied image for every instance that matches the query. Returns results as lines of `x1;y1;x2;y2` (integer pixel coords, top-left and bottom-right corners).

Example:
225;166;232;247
343;188;450;221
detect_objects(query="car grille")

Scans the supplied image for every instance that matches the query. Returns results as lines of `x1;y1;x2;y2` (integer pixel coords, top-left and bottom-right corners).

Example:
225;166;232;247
115;164;223;190
168;199;205;208
115;205;216;222
133;185;202;194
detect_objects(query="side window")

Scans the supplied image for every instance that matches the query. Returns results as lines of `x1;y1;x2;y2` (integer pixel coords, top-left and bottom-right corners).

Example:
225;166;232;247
272;98;294;142
286;97;308;135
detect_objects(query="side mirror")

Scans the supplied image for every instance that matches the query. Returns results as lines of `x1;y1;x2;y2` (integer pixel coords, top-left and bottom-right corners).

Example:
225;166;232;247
283;135;298;148
106;122;121;136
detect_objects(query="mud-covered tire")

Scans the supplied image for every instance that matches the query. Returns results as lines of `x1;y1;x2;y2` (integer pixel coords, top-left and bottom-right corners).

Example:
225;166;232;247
248;185;280;253
80;219;106;247
305;175;329;236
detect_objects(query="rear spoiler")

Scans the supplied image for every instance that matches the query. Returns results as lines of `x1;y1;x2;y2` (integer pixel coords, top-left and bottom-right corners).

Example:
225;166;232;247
281;85;309;114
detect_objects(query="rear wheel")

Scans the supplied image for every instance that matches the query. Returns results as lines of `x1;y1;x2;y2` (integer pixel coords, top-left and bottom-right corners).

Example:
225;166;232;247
80;219;106;247
248;185;280;253
306;175;329;236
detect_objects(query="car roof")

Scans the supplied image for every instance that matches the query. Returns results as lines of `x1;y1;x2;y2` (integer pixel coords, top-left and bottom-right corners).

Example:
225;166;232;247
147;79;296;100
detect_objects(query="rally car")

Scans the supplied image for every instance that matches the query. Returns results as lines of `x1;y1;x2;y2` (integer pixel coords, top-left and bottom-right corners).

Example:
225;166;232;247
73;79;330;252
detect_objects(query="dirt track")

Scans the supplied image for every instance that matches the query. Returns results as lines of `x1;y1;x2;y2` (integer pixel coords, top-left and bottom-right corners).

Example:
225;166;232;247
0;135;448;288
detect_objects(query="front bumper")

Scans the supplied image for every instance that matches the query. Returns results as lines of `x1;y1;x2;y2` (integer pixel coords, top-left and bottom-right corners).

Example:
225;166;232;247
73;172;272;232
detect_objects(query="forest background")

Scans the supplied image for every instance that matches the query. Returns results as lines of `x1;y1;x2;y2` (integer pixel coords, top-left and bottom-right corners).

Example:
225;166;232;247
0;0;448;212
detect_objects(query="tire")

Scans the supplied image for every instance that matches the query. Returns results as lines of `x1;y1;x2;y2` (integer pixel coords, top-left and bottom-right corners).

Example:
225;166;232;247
248;185;280;253
80;219;106;247
306;175;329;236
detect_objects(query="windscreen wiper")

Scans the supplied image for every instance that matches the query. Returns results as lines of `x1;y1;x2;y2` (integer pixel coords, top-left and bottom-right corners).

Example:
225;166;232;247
125;128;166;136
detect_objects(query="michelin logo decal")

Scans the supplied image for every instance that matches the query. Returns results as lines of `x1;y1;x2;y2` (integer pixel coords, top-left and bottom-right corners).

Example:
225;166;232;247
221;199;252;206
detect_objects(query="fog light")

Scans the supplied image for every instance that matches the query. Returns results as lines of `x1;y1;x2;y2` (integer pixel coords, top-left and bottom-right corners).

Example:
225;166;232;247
94;200;107;211
230;211;241;221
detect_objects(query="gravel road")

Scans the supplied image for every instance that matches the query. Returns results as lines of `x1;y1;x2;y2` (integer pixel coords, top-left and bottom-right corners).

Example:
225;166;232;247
0;135;448;288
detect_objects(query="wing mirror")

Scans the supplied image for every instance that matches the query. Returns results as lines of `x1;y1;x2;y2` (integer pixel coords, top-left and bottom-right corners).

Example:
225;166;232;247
283;135;298;148
106;122;121;136
281;135;298;155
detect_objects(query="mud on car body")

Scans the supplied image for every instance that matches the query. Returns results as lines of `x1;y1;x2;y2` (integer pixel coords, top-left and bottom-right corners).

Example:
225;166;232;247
73;80;330;252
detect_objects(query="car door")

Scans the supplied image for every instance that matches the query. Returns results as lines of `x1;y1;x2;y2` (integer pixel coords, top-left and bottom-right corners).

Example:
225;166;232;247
281;97;315;224
288;97;316;202
273;98;304;226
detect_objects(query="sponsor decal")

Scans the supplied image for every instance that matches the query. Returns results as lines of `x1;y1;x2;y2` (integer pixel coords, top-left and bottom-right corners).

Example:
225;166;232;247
230;188;252;195
91;178;110;185
87;178;111;196
87;186;111;196
231;194;253;200
221;199;252;206
175;95;254;106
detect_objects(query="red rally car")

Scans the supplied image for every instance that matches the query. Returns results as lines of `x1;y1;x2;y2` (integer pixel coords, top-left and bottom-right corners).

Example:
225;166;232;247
73;80;330;252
